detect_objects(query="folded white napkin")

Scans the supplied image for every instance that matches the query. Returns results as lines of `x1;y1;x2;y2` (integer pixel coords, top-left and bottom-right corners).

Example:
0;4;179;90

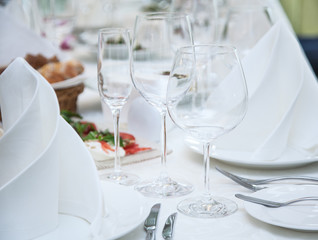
215;20;318;161
0;58;103;239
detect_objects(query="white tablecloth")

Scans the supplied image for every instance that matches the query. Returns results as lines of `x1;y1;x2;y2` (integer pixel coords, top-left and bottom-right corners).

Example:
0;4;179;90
71;0;318;238
77;88;318;240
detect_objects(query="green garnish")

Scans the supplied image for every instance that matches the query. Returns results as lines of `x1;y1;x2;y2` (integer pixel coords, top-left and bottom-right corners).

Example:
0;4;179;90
61;110;82;123
61;110;124;147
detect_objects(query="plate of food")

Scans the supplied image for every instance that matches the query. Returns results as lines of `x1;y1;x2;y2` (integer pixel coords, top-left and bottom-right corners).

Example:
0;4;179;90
61;110;161;169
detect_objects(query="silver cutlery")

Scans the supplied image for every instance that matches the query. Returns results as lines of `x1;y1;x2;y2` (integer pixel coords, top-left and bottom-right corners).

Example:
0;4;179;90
216;167;265;191
144;203;161;240
162;212;177;240
216;166;318;191
235;193;318;208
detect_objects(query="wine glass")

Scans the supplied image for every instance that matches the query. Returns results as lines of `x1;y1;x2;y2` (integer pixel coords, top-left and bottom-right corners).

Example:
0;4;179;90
35;0;77;48
171;0;219;44
167;44;248;217
130;12;194;197
221;2;274;56
97;28;139;185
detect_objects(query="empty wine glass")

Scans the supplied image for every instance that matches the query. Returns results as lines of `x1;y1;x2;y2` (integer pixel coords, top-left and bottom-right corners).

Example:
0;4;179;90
221;2;274;56
35;0;77;48
130;12;194;197
97;28;139;186
167;44;248;217
171;0;219;44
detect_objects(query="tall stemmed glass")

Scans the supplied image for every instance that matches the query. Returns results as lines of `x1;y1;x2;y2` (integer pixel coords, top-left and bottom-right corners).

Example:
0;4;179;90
130;12;194;197
97;28;139;185
221;4;274;56
167;44;248;217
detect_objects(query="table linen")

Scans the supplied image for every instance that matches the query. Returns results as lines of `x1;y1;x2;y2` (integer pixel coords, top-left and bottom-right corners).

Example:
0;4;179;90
215;20;318;161
0;58;103;239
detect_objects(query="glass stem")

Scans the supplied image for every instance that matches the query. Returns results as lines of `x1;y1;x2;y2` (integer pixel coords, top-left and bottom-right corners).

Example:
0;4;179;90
112;109;121;173
159;110;168;178
203;142;213;198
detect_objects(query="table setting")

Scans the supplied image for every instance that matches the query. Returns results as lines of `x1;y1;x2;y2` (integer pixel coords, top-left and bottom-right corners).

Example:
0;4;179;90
1;0;318;239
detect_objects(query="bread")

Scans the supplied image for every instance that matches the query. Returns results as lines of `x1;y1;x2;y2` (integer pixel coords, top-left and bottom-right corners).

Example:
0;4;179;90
37;59;84;83
0;54;84;84
24;53;59;69
0;54;59;74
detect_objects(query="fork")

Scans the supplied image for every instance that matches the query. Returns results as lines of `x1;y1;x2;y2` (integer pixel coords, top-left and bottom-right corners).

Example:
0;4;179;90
235;194;318;208
216;166;318;185
216;166;266;191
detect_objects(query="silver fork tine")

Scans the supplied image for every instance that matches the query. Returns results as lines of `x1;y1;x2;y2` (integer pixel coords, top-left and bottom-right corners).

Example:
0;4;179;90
247;176;318;185
215;166;318;185
235;194;318;208
215;166;265;192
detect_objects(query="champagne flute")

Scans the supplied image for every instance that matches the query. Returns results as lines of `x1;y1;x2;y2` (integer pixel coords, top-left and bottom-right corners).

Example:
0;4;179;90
97;28;139;185
130;12;194;197
167;44;248;217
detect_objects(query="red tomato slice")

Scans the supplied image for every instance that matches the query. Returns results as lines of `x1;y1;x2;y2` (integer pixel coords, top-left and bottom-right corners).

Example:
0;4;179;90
120;132;136;148
99;141;114;153
124;144;151;155
80;121;97;136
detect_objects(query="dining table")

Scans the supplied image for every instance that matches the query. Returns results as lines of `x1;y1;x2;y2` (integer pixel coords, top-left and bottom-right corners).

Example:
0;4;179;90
75;85;318;240
2;0;318;239
61;1;318;237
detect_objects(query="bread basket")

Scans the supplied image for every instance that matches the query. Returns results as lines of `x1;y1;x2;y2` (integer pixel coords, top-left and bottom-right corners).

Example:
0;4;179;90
54;82;84;113
51;71;86;112
0;55;86;121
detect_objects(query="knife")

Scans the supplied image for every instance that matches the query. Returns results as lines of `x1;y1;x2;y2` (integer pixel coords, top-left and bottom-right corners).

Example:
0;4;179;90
162;212;177;240
144;203;161;240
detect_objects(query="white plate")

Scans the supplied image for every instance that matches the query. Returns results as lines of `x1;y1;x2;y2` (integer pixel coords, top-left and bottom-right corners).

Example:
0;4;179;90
185;137;318;169
242;185;318;232
36;181;148;240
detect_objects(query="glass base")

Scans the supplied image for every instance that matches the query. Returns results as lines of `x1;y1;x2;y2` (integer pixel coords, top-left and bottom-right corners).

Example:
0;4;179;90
177;195;237;218
134;176;193;198
100;171;139;186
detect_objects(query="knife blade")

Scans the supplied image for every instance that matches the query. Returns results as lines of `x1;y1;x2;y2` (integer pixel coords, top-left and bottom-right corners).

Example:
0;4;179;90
144;203;161;240
162;212;177;240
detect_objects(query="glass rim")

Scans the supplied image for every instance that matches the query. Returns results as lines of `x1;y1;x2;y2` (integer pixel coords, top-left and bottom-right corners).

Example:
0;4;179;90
136;11;189;20
176;44;238;55
98;27;130;34
229;5;271;12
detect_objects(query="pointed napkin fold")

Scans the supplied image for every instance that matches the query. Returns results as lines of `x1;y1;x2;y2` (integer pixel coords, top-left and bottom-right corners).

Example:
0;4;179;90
215;20;318;161
0;58;103;239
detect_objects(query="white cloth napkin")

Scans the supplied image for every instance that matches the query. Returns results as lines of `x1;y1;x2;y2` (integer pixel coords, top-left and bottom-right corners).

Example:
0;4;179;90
0;58;103;239
215;20;318;161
